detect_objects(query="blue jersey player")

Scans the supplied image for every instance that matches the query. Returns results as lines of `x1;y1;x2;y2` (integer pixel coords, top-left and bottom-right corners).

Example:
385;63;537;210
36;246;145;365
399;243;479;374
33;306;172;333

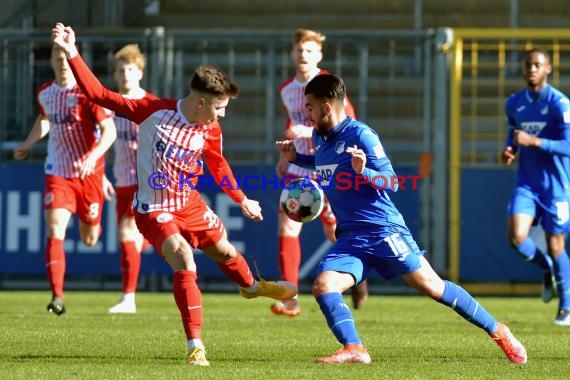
502;47;570;325
276;73;527;364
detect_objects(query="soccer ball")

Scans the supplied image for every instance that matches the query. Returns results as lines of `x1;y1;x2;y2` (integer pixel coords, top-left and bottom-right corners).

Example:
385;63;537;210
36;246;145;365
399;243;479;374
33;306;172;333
280;178;324;223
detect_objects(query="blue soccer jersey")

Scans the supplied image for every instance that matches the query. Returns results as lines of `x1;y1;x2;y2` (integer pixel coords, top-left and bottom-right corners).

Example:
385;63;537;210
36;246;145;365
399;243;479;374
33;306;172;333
294;116;409;236
505;85;570;197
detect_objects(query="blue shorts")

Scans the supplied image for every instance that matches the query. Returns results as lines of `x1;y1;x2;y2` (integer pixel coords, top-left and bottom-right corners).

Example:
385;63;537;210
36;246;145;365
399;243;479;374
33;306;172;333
316;229;424;283
507;186;570;234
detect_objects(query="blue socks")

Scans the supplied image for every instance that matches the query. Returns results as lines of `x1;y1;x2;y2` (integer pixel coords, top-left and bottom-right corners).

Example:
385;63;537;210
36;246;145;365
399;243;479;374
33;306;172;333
512;237;552;272
553;252;570;310
438;280;497;334
316;292;361;345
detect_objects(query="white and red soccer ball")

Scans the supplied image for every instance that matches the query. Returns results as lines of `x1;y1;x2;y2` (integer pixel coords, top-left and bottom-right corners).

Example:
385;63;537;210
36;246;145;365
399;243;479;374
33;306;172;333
280;178;324;223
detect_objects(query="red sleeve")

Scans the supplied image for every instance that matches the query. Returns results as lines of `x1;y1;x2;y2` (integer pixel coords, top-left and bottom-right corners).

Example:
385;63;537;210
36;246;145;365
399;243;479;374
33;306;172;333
202;122;246;203
67;54;160;124
89;102;114;123
36;82;52;118
279;76;295;131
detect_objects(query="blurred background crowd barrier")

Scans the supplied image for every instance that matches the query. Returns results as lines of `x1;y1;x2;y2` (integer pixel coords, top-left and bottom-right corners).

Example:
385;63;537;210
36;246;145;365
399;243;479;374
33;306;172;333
2;0;570;295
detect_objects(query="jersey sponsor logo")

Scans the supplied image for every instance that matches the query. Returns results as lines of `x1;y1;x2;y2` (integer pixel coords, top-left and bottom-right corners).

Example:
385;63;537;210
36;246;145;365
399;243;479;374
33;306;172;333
47;113;76;124
520;122;546;136
541;105;549;115
316;164;338;187
155;141;199;164
290;111;311;125
516;105;526;112
335;141;345;154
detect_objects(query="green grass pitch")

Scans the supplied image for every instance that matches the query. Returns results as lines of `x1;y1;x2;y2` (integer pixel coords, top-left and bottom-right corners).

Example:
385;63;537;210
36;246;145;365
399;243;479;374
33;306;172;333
0;291;568;379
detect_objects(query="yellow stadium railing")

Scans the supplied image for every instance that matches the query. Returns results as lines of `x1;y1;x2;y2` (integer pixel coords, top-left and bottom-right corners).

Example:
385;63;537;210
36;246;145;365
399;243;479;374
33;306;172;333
449;29;570;294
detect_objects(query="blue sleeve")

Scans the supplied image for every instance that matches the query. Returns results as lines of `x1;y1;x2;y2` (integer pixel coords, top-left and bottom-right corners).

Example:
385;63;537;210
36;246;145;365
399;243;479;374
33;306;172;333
292;153;315;170
540;128;570;156
538;98;570;156
504;96;517;152
358;129;398;192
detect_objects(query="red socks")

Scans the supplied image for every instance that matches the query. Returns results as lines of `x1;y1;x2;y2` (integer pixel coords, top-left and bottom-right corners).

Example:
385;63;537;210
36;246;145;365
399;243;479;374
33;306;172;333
216;253;255;287
278;236;301;287
45;237;65;298
173;270;202;340
120;241;141;293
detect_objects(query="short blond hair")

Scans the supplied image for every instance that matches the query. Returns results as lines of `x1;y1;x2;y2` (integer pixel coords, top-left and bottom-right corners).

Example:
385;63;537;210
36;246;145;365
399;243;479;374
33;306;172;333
114;44;145;70
292;28;326;49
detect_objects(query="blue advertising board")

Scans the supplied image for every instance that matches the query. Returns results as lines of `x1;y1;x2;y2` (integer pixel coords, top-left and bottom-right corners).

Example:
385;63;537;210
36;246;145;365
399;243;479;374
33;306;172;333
0;162;419;282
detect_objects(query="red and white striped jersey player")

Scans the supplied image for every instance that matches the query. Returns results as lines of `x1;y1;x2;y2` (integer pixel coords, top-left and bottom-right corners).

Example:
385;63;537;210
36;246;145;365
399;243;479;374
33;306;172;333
106;43;153;315
13;45;117;316
52;22;297;366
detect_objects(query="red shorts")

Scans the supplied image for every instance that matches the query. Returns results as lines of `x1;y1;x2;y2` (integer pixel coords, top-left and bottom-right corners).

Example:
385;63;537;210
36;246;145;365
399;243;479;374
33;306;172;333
134;192;226;255
115;185;137;224
281;173;336;226
44;174;104;226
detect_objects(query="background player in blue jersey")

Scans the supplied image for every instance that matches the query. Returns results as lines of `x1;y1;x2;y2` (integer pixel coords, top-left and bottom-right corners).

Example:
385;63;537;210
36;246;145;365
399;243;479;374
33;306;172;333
502;47;570;325
276;73;527;364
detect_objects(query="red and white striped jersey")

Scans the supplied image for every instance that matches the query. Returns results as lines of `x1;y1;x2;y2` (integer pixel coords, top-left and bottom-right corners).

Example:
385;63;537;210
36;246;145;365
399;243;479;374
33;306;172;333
68;54;246;213
112;88;146;188
279;68;356;177
37;81;111;178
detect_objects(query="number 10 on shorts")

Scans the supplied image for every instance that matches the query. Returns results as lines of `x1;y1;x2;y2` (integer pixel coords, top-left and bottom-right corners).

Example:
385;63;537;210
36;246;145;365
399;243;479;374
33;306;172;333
384;233;410;260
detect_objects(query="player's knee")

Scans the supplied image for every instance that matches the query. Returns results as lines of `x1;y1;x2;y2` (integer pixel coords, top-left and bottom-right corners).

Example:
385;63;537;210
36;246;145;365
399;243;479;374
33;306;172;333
312;279;328;297
46;226;66;240
82;234;99;247
202;238;236;261
547;236;566;256
508;232;527;248
280;218;302;236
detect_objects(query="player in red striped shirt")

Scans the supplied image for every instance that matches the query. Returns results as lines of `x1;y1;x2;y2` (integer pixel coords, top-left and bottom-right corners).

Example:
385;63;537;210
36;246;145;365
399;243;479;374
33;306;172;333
13;45;117;316
272;28;368;317
105;44;153;314
53;23;297;366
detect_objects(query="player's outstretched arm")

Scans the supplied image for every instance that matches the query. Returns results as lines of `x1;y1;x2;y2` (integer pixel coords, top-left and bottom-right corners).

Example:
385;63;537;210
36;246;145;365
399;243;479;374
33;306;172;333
52;23;141;123
52;22;78;59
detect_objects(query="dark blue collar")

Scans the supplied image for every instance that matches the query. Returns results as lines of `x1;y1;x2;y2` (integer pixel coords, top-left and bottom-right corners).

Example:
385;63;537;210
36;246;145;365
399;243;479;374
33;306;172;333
321;116;351;141
525;85;549;103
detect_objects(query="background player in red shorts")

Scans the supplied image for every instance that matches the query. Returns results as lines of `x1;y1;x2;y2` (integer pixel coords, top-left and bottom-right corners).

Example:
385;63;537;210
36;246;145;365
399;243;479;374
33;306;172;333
106;44;153;314
272;28;367;317
13;44;117;316
53;22;297;366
